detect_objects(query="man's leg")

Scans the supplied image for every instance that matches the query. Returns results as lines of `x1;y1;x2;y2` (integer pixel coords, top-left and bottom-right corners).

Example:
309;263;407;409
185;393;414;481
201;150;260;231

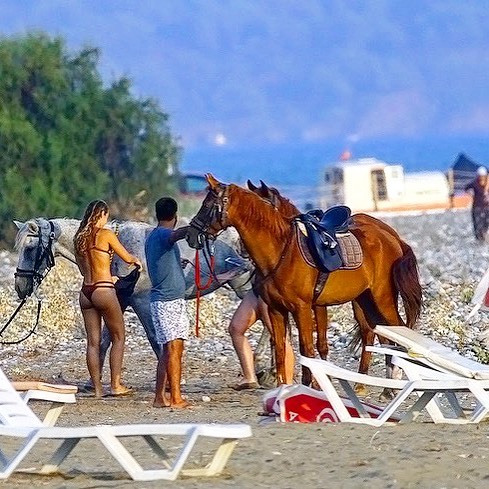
153;344;169;408
167;338;189;408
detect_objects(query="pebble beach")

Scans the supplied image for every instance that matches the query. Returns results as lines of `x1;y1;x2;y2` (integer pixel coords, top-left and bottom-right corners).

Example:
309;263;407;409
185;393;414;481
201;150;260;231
2;207;489;488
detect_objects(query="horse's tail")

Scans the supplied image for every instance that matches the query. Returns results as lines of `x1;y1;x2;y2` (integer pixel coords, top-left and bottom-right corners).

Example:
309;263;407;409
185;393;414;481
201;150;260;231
392;241;423;329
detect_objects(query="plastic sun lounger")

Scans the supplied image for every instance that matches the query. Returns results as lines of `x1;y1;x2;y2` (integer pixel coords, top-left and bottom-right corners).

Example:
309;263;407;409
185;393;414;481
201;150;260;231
374;325;489;379
1;370;77;427
366;344;489;423
299;355;489;425
370;325;489;423
0;369;252;481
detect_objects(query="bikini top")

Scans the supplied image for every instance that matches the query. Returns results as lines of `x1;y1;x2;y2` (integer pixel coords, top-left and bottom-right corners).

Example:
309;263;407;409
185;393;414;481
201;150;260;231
90;230;112;256
90;245;111;255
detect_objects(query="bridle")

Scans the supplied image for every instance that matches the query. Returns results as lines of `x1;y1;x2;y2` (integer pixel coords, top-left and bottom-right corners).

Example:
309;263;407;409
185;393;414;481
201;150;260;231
14;220;56;289
187;185;231;336
189;183;294;293
1;220;57;344
188;184;230;242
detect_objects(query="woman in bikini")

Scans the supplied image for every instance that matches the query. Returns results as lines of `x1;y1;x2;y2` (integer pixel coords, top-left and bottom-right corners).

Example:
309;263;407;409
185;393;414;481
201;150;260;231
74;200;143;398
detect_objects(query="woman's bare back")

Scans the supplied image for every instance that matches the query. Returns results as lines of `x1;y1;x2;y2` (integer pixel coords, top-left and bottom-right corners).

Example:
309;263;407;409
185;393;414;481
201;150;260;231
77;228;136;284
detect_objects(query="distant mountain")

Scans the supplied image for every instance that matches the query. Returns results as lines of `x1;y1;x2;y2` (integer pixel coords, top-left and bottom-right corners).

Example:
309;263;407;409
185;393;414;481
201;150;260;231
2;0;489;148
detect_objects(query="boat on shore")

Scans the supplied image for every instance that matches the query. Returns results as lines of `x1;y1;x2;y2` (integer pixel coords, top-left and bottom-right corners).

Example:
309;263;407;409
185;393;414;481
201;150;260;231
318;157;471;213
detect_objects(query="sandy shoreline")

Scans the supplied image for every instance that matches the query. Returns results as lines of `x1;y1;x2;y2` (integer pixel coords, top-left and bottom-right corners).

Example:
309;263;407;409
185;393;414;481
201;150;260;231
3;208;489;487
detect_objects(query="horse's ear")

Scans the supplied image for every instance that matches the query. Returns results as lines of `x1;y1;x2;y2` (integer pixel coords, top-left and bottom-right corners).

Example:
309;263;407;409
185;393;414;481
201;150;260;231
247;179;258;191
259;180;271;194
13;220;24;229
205;173;220;190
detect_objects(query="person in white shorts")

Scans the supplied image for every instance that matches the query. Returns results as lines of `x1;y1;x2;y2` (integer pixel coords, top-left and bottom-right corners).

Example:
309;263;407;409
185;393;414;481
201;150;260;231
145;197;189;408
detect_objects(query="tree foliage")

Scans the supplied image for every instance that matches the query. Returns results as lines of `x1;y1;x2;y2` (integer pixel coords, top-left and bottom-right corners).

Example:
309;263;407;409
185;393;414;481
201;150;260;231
0;32;181;244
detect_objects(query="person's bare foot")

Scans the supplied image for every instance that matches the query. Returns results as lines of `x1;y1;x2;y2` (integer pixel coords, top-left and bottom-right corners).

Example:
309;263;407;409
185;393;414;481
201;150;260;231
169;399;191;409
153;397;190;409
230;380;260;391
153;393;171;408
109;385;134;397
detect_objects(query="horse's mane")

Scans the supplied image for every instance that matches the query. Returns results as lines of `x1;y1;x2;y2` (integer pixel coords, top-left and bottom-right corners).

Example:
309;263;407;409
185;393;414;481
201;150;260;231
268;187;299;217
14;217;81;251
14;219;38;251
228;184;292;237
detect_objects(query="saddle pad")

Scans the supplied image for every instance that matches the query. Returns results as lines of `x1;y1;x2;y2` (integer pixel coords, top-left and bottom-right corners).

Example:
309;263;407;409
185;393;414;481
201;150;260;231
336;232;363;269
296;224;363;270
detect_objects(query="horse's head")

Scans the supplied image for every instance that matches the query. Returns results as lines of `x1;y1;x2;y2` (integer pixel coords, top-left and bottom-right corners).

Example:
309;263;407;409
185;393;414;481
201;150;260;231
14;218;59;299
247;180;300;218
186;174;231;249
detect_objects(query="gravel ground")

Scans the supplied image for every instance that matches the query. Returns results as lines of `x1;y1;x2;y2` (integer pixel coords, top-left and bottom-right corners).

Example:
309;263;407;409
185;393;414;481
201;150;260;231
2;207;489;488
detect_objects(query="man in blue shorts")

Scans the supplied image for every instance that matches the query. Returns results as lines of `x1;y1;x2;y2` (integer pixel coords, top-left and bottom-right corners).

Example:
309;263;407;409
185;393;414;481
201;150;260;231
145;197;190;408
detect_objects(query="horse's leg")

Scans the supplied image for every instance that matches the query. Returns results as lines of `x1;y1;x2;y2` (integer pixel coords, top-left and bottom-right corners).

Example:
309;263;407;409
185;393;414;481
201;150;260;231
364;287;405;399
267;307;289;385
352;301;375;374
372;290;404;380
100;324;111;370
129;290;162;358
292;306;316;386
253;322;276;387
350;300;375;396
314;305;329;360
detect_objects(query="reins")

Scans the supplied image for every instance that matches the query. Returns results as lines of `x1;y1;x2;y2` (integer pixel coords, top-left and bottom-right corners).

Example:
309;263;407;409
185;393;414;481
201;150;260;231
1;220;56;344
193;237;216;337
250;223;295;293
0;299;42;344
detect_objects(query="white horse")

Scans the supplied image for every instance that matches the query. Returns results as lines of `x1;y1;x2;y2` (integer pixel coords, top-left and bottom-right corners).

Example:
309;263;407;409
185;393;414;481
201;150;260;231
13;218;254;363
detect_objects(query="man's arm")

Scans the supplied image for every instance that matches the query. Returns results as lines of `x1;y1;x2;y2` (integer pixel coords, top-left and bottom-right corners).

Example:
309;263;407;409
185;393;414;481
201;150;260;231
169;225;190;244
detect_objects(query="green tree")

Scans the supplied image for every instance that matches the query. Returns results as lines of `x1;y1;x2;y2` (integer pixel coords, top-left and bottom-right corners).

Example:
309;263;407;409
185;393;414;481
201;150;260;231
0;32;180;244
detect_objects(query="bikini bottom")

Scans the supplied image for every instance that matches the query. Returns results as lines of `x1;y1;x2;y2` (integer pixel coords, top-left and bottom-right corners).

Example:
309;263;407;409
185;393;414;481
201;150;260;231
81;281;115;302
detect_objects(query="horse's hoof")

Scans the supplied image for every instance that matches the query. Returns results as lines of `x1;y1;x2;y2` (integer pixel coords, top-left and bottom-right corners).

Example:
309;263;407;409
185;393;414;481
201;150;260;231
379;388;395;401
256;367;277;389
354;383;368;396
311;379;321;391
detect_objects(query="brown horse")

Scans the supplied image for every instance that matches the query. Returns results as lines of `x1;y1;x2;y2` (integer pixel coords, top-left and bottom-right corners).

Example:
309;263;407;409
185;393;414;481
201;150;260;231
246;180;423;382
186;175;423;385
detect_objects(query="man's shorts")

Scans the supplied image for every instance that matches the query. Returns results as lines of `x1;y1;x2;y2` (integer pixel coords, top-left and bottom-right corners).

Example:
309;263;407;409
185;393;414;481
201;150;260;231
150;299;190;345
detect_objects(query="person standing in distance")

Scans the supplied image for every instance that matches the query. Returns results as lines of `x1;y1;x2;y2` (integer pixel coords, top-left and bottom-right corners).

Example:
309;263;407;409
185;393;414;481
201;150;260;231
145;197;190;408
465;166;489;241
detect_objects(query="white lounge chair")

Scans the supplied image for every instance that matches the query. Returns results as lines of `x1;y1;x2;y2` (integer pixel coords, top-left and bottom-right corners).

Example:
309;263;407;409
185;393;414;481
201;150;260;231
368;325;489;423
1;370;77;427
0;373;251;481
299;354;489;425
374;325;489;379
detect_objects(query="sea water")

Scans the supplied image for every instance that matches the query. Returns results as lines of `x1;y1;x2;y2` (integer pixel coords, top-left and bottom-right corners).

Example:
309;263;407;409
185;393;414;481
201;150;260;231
181;136;489;209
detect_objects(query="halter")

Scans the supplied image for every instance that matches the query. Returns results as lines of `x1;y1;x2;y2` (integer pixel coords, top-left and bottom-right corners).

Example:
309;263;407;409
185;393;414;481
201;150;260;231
188;184;229;241
14;220;56;289
1;220;57;344
189;183;294;293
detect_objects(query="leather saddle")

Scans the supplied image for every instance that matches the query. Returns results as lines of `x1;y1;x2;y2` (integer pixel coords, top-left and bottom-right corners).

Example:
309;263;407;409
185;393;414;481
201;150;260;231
294;205;352;273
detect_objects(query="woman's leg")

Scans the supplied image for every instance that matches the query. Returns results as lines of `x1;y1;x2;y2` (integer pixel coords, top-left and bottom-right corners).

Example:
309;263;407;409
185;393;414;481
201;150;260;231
228;290;260;387
92;288;130;395
80;292;104;398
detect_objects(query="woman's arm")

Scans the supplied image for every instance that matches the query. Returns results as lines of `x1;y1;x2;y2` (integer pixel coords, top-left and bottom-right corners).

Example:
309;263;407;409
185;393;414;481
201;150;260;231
105;230;143;269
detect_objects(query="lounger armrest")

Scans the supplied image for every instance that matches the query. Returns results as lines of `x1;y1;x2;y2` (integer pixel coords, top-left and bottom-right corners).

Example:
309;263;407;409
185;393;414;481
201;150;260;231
12;382;78;394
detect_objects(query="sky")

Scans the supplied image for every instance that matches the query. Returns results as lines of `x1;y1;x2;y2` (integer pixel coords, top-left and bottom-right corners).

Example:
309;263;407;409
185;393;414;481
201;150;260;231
2;1;489;150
